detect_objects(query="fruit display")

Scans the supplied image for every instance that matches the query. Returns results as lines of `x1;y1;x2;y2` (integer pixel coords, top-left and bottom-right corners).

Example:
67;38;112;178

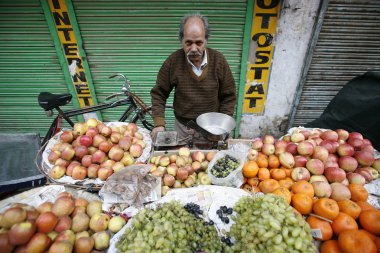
0;191;126;253
227;194;316;252
44;118;150;182
239;128;380;252
116;201;223;252
148;147;216;196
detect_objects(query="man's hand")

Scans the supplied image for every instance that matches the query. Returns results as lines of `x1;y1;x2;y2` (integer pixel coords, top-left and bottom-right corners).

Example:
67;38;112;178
151;126;165;140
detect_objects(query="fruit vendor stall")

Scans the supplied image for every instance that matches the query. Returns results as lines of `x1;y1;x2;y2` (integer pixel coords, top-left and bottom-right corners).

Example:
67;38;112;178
0;118;379;253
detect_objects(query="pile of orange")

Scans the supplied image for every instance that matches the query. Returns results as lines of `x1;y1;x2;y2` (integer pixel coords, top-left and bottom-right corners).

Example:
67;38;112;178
240;150;380;253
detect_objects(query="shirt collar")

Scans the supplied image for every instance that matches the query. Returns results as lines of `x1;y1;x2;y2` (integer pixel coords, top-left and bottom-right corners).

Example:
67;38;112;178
187;49;208;70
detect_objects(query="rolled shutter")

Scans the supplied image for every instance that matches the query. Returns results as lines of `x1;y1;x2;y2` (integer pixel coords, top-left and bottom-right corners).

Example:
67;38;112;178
72;0;247;130
291;0;380;127
0;0;70;136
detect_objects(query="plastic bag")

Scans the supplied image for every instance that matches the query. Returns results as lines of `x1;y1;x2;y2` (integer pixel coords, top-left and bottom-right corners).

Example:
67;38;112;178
99;164;161;207
207;150;246;188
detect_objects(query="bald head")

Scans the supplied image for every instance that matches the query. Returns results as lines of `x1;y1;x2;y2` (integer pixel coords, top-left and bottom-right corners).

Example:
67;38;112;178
178;13;210;41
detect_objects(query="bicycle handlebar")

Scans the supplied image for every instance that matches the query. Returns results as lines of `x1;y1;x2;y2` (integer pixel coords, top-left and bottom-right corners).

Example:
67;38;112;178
109;73;131;92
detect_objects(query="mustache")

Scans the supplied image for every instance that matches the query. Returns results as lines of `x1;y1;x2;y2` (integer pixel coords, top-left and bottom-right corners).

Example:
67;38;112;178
187;51;202;57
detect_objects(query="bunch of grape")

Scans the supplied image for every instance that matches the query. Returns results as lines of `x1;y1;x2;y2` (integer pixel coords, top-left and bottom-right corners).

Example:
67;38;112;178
211;155;240;178
225;194;316;253
116;201;223;253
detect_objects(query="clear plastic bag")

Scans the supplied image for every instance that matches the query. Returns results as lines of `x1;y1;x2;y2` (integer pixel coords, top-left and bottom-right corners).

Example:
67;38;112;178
207;150;246;188
99;164;161;207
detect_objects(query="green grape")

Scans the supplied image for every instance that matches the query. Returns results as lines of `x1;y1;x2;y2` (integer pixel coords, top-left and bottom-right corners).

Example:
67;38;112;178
225;194;317;253
116;201;223;252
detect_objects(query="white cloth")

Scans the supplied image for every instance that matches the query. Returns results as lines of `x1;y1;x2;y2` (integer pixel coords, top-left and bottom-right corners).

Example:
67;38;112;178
187;50;208;77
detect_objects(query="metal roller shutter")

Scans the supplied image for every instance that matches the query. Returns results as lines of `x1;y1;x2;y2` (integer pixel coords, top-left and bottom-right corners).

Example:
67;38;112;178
72;0;247;130
0;0;71;136
290;0;380;127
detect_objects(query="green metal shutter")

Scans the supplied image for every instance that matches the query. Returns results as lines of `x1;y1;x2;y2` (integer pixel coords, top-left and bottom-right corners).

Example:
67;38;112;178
0;0;71;136
72;0;247;130
290;0;380;127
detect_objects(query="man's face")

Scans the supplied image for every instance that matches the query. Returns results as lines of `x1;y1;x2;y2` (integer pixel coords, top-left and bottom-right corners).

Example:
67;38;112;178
182;17;206;64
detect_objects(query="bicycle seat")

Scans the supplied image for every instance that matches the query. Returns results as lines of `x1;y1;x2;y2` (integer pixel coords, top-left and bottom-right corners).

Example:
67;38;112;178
38;92;72;110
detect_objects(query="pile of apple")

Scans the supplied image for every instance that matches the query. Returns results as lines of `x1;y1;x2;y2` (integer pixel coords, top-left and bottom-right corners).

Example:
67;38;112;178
148;147;216;196
47;118;147;182
249;128;379;199
0;191;127;253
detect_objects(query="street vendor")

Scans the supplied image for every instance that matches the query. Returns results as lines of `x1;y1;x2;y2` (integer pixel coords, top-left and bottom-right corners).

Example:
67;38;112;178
150;13;237;141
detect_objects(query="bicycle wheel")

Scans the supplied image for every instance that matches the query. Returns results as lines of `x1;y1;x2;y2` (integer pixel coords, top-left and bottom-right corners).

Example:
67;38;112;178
131;105;174;131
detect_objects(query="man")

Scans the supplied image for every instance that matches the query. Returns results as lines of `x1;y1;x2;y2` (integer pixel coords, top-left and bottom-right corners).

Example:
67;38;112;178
150;13;236;142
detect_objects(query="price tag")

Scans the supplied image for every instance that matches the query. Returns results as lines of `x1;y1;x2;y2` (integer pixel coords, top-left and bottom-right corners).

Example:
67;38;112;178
311;229;323;239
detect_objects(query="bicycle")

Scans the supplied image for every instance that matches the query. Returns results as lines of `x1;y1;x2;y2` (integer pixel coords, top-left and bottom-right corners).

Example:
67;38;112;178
38;73;173;146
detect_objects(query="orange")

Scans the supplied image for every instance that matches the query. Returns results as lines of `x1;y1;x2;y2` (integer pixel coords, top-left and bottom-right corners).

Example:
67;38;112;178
359;210;380;236
242;161;259;178
268;154;280;168
291;193;313;215
272;187;291;204
359;229;377;242
270;168;286;180
291;180;315;198
337;199;362;219
284;167;293;177
313;198;340;221
338;229;377;253
320;240;341;253
247;177;259;187
331;212;358;235
355;201;376;211
259;179;280;194
279;177;294;190
348;184;368;202
258;167;270;180
375;237;380;253
256;153;268;168
306;215;333;241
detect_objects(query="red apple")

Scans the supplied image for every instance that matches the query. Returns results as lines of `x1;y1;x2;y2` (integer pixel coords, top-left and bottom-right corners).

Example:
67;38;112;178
330;182;351;201
97;167;113;181
347;172;366;185
312;146;329;162
9;221;36;245
349;132;363;140
87;164;100;178
285;143;297;155
36;212;58;234
72;165;87;180
294;155;308;168
92;150;107;164
312;181;332;198
338;156;358;172
92;134;106;148
354;150;375;166
347;138;363;150
291;167;310;181
324;167;346;183
306;159;324;175
297;141;314;156
336;129;349;141
60;130;74;143
336;143;355;157
25;233;51;253
251;139;263;151
262;134;275;144
320;130;338;142
98;141;112;153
